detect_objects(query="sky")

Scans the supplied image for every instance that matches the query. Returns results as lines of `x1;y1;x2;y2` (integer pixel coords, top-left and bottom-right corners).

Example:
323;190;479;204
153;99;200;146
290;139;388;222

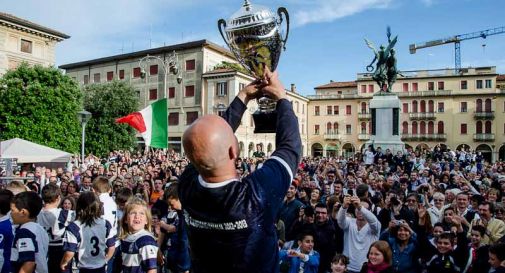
3;0;505;95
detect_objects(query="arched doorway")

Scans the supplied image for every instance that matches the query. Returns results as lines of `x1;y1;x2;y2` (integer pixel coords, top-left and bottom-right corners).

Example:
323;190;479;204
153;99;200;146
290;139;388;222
326;143;339;157
311;143;323;157
342;143;355;158
499;145;505;162
416;143;430;152
476;144;493;163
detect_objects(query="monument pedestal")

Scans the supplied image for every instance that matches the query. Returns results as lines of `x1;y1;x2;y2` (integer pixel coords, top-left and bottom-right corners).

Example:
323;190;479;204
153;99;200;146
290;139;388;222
366;92;405;154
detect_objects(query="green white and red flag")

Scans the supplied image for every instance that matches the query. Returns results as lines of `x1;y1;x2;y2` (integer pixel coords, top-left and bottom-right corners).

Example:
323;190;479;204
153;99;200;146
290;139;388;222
116;98;167;148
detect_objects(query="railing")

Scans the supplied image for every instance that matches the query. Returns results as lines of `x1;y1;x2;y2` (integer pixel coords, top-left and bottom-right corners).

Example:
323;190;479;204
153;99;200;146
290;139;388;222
474;111;495;120
358;134;370;140
324;133;341;140
358;112;371;120
307;93;360;100
473;133;495;141
409;112;436;120
401;134;447;141
397;90;452;97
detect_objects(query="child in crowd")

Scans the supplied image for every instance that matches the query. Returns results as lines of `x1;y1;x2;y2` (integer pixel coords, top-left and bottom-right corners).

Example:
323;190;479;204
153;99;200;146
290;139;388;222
10;191;49;273
92;177;119;273
61;192;116;273
330;254;349;273
359;241;393;273
279;231;320;273
37;184;75;273
120;197;158;273
0;190;13;273
158;183;190;273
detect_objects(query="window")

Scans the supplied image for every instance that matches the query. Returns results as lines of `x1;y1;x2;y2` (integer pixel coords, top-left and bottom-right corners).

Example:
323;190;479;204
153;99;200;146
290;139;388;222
460;123;467;134
437;81;444;90
149;89;157;100
361;102;367;114
133;67;141;78
403;83;409;92
239;83;246;91
461;80;467;90
420;100;426;113
150;65;158;75
485;99;491;112
334;122;339;134
361;85;366;93
360;122;366;134
216;82;228;96
186;111;198;125
460;102;467;113
476;99;483;112
428;100;434;113
476;121;483;134
326;122;332;134
315;106;320;116
420;121;426;134
412;101;418;113
485;121;492;134
302;104;305;114
135;90;140;98
346;105;351;115
333;106;339;115
428;82;434;91
428;121;434;134
476;80;483;89
402;122;408;134
485;79;492;88
93;73;100;83
185;85;195;97
368;85;374;93
186;59;196;71
438;102;444;113
438;121;444;134
412;121;418;134
314;125;320;135
412;82;418;91
119;70;125;80
20;39;32;53
168;87;175;98
83;75;89;85
107;71;113;81
295;102;299;113
168;112;179;126
402;103;408;113
346;125;352;134
327;106;332;115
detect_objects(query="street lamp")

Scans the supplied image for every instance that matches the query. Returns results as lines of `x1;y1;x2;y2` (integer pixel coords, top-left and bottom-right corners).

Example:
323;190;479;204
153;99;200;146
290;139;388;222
77;110;92;166
138;51;180;100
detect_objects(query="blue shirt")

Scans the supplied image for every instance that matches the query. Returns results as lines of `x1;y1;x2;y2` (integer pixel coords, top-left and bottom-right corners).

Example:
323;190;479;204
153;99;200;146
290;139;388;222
279;249;320;273
0;215;12;273
380;229;419;273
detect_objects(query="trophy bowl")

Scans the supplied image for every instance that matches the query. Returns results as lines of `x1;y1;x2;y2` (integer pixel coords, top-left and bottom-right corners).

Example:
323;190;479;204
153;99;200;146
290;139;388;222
218;0;289;133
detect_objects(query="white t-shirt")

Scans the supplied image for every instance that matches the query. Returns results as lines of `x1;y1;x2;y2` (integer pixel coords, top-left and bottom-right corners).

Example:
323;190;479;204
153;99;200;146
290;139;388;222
11;221;49;273
99;193;119;247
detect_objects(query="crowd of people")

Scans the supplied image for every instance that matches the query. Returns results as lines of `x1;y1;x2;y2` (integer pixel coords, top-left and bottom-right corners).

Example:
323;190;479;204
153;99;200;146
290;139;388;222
0;144;504;273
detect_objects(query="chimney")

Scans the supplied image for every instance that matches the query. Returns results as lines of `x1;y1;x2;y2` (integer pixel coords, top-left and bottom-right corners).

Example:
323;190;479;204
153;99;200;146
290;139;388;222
290;83;296;93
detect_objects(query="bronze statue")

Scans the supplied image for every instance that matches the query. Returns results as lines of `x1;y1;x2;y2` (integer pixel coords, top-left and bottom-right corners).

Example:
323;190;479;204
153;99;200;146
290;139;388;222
365;27;398;92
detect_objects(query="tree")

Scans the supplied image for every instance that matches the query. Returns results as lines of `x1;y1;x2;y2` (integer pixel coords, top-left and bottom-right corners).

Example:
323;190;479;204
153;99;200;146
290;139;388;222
83;80;139;156
0;63;82;153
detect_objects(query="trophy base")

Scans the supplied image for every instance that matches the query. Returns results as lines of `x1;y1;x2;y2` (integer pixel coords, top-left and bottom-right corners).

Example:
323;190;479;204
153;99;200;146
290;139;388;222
252;110;277;134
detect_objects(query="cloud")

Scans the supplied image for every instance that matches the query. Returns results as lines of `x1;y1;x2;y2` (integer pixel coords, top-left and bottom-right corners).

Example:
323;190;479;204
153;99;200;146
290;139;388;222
293;0;393;27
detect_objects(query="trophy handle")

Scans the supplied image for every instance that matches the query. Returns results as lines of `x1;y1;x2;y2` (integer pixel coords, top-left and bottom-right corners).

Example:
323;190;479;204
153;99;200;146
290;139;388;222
277;7;289;50
218;19;232;49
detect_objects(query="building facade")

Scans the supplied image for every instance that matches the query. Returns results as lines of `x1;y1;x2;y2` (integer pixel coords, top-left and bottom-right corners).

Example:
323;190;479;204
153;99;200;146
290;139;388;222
308;66;505;162
0;12;69;75
60;40;309;156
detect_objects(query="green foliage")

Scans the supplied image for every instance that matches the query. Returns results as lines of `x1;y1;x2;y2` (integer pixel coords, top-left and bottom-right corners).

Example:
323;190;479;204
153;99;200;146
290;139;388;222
0;63;82;153
213;61;250;75
83;80;139;156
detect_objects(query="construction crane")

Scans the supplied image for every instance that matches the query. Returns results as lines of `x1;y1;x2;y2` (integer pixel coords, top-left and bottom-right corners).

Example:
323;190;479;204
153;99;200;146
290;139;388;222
409;26;505;71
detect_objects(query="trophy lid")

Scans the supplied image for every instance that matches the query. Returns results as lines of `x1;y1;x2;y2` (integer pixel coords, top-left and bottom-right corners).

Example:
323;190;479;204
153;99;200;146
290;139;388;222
226;0;276;31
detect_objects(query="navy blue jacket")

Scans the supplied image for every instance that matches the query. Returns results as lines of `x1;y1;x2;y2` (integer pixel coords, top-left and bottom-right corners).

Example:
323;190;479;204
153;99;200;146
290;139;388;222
179;97;301;273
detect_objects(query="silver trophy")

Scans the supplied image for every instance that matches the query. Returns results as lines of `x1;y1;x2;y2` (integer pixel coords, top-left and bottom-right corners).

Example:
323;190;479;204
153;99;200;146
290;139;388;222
218;0;289;133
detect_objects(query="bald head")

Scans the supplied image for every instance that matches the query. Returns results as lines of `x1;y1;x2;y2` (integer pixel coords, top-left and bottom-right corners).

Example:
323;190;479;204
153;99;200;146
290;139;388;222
183;115;238;178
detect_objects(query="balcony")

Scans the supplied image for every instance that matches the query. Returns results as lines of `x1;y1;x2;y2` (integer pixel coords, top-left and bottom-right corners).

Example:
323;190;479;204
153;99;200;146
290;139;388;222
324;133;341;140
397;90;452;97
409;112;436;120
401;134;447;141
474;111;495;120
358;134;370;140
473;133;495;142
358;112;371;120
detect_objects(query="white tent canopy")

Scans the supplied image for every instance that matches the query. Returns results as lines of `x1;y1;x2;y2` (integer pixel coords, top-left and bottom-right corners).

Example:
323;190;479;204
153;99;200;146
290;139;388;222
0;138;72;163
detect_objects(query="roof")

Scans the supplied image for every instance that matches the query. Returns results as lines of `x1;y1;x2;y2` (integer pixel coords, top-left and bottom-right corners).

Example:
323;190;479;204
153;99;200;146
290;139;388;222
0;12;70;40
0;138;72;163
315;81;357;89
497;74;505;81
59;40;235;69
203;68;236;75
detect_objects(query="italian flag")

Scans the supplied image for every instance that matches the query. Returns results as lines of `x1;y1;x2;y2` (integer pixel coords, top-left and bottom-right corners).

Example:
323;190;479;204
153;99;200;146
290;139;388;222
116;98;168;148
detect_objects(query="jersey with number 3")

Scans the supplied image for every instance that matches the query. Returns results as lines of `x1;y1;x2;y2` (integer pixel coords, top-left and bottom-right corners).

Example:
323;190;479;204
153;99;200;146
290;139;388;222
63;218;116;270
